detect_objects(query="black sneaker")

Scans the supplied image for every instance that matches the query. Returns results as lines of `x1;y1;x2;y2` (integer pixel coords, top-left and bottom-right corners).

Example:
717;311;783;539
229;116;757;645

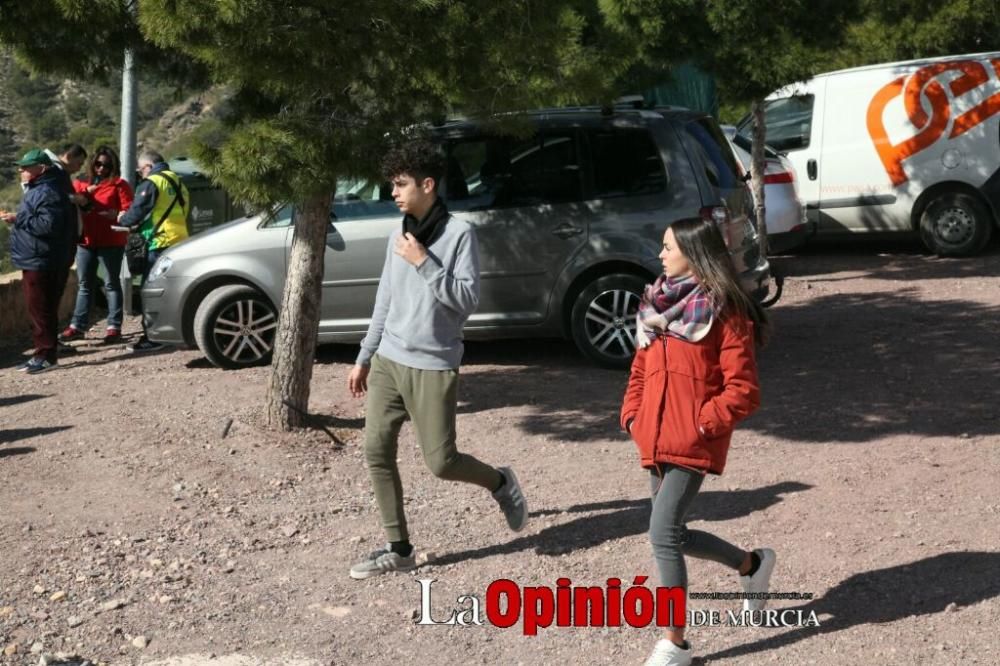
15;357;37;372
127;338;166;353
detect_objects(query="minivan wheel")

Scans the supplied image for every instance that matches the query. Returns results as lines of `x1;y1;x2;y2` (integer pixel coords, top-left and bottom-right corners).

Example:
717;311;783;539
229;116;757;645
919;192;992;257
570;274;647;369
193;285;278;369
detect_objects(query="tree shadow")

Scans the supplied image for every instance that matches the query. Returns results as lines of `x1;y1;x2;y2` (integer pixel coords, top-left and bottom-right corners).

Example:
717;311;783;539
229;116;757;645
60;348;173;370
529;482;811;524
0;425;72;444
0;393;49;408
0;446;36;458
309;251;1000;445
702;551;1000;662
772;237;1000;281
308;412;365;430
434;481;810;565
314;338;589;369
746;288;1000;442
447;286;1000;444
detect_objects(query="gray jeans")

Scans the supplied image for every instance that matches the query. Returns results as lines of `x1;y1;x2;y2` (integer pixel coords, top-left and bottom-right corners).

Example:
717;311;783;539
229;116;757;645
649;465;745;595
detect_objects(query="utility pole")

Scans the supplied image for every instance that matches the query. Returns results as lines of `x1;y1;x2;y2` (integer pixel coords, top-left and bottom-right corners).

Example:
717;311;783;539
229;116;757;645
120;0;139;313
120;0;139;186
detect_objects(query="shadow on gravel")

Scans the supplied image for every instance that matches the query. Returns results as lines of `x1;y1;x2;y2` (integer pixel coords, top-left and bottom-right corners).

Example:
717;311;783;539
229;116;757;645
0;446;35;458
0;393;50;408
60;348;172;370
435;481;810;565
317;243;1000;445
0;425;72;443
771;237;1000;281
746;285;1000;442
701;551;1000;662
314;337;590;369
530;482;812;524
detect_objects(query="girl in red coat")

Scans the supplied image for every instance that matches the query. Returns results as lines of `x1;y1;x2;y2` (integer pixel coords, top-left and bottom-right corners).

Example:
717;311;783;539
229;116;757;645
61;146;134;344
621;217;773;666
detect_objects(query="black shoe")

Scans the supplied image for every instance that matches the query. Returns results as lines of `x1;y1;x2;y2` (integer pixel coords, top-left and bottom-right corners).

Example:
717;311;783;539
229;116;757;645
127;338;166;353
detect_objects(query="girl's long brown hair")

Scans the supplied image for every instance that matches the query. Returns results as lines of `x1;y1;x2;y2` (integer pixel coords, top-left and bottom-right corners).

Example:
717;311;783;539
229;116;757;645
669;216;770;346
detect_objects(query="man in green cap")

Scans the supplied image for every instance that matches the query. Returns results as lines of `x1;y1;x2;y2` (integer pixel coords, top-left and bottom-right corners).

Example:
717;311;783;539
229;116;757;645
1;149;76;374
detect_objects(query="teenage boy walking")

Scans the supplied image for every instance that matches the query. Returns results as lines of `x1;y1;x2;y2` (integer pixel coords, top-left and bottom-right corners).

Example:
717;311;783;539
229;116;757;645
347;140;527;580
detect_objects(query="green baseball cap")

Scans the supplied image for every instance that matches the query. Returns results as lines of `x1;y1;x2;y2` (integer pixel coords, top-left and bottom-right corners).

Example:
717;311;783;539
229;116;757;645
15;148;52;167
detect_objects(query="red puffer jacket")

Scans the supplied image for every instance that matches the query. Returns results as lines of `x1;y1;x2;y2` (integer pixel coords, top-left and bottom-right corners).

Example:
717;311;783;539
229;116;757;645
74;177;134;248
620;315;760;475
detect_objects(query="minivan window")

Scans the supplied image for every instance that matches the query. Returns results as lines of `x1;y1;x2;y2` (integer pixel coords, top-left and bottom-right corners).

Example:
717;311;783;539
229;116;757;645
729;132;781;160
589;128;666;199
684;119;741;190
758;95;815;152
447;132;583;210
331;178;396;221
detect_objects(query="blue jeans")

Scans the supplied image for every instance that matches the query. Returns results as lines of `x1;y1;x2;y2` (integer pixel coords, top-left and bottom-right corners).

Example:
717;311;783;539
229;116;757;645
71;245;125;330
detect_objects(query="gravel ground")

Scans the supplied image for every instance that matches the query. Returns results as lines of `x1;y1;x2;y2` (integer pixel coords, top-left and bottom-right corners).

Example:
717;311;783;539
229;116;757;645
2;238;999;665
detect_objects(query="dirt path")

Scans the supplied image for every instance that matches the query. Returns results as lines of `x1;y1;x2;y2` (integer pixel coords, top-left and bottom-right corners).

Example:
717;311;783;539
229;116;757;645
2;239;999;665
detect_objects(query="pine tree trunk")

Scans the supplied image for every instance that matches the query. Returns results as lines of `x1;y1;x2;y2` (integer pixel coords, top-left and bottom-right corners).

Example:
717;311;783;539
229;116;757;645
751;99;769;259
265;191;333;430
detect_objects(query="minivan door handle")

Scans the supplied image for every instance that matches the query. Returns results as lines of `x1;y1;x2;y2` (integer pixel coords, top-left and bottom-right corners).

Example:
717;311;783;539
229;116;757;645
551;223;583;239
807;159;817;181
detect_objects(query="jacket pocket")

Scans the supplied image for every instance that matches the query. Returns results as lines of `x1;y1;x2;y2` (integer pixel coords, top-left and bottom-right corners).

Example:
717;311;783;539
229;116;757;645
630;367;665;464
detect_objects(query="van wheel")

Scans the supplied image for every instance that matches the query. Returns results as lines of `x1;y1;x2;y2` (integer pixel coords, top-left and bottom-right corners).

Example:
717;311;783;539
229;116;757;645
570;274;647;369
919;192;993;257
193;285;278;369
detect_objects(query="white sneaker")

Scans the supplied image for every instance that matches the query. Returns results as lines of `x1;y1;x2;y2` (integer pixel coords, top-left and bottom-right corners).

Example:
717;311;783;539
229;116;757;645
643;639;693;666
740;548;776;612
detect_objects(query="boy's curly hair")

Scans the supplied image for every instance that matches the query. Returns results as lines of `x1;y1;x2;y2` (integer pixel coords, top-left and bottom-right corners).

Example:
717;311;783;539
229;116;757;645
381;139;446;187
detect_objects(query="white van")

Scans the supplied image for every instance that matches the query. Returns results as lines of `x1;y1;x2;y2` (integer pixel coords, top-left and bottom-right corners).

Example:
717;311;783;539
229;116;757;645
737;51;1000;256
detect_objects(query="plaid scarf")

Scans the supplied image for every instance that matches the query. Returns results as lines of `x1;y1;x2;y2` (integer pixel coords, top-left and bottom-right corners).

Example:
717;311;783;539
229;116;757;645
635;274;714;348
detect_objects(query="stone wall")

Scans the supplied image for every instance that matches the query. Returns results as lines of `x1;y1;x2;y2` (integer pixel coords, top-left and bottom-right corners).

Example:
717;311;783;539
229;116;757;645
0;270;79;345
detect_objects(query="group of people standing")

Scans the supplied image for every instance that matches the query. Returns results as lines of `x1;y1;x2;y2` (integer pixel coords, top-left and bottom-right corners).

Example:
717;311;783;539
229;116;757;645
347;140;776;666
3;144;189;373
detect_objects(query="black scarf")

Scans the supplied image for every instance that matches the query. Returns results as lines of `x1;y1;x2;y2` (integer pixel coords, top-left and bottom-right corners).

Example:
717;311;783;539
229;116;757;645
403;197;450;247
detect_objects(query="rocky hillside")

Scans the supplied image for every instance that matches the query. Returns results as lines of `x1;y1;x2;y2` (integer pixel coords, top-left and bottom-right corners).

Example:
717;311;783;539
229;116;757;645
0;52;223;272
0;51;219;191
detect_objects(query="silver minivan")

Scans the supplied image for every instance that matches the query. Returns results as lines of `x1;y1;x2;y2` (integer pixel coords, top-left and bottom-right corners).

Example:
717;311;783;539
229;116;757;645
141;106;771;369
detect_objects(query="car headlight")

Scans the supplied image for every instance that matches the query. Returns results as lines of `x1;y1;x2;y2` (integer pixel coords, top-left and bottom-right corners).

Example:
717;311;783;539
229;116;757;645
148;256;173;282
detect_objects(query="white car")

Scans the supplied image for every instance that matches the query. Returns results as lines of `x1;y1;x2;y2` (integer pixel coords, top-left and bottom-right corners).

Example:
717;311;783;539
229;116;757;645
722;125;810;253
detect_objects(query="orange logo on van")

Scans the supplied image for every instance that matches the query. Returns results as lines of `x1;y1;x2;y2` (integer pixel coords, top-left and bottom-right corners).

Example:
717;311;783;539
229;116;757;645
866;58;1000;185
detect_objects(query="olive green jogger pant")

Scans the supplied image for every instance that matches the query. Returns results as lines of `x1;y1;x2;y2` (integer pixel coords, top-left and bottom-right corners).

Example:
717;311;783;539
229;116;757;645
364;354;502;542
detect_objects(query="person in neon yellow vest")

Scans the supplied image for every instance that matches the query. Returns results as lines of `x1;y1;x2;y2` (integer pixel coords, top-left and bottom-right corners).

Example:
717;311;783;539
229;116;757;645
117;150;190;353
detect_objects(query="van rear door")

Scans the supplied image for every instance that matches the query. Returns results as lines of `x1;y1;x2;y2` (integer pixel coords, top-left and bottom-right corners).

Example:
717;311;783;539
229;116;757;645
740;84;825;232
